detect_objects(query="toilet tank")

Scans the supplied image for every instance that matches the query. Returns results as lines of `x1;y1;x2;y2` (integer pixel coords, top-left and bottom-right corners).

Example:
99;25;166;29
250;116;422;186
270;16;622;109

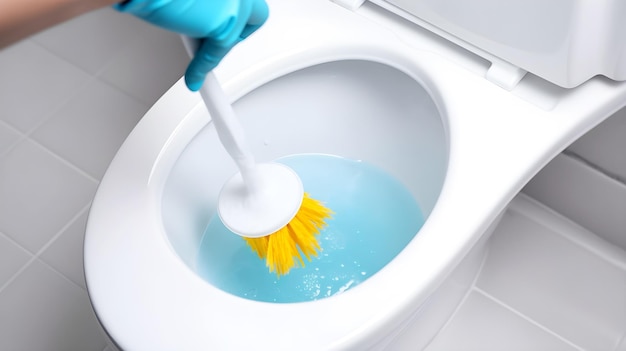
377;0;626;88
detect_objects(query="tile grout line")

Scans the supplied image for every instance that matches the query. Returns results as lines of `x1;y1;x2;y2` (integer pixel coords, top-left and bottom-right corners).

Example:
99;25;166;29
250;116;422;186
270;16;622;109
0;203;92;294
91;27;171;109
22;75;97;136
0;230;33;258
33;203;92;292
37;257;88;292
28;137;101;184
474;286;587;351
1;39;142;295
28;38;151;109
0;127;101;185
33;203;91;258
1;42;102;183
13;40;98;136
29;39;95;78
25;39;153;169
511;195;626;273
562;149;626;186
422;245;493;349
97;75;155;108
0;256;39;295
0;119;26;137
0;120;28;159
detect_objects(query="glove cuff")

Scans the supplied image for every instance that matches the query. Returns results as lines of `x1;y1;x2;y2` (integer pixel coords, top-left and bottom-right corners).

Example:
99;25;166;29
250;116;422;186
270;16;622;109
113;0;173;15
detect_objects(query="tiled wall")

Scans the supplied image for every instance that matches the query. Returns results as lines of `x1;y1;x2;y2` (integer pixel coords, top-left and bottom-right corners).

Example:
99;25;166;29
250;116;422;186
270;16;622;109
523;108;626;251
0;8;187;350
568;107;626;182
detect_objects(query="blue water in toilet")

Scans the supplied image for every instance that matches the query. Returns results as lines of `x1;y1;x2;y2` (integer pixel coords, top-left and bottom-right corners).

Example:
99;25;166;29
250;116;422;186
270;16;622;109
197;154;424;303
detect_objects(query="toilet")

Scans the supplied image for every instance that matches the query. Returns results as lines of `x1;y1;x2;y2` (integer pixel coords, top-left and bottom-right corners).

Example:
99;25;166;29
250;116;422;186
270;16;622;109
84;0;626;350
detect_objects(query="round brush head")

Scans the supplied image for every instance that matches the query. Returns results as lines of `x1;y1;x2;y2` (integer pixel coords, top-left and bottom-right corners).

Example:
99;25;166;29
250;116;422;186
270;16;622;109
218;162;304;238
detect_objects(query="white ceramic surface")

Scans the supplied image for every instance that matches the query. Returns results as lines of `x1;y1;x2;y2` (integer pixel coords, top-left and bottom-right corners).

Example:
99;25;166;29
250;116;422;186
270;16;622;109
161;59;447;270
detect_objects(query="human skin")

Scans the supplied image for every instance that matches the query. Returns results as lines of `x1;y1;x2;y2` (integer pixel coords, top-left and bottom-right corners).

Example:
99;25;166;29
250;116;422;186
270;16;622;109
0;0;119;48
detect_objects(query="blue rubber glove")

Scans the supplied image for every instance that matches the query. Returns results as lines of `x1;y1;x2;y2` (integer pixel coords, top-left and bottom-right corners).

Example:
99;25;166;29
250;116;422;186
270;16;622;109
115;0;269;91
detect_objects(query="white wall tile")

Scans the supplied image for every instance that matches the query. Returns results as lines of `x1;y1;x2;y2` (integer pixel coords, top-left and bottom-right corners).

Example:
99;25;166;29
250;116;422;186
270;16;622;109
0;140;97;253
99;26;188;106
567;106;626;182
32;8;147;75
40;211;89;289
31;78;147;179
0;259;106;351
424;292;578;351
0;234;31;287
523;153;626;251
476;208;626;351
0;40;91;132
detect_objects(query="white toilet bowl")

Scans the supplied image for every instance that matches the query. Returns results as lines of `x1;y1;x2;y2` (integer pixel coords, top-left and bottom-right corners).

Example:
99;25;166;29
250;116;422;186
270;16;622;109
85;0;626;350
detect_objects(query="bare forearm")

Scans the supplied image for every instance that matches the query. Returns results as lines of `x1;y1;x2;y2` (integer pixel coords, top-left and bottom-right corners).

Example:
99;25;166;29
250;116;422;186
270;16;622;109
0;0;120;48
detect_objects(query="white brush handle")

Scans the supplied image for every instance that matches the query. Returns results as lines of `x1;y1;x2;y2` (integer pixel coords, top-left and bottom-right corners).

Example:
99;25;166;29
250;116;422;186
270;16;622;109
181;36;257;185
181;36;304;238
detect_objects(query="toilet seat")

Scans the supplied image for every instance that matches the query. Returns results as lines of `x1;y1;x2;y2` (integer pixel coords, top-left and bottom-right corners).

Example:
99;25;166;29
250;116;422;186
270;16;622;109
85;0;626;350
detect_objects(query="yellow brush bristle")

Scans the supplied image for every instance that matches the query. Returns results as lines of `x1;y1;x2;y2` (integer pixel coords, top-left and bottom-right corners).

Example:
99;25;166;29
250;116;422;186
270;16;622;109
244;193;332;276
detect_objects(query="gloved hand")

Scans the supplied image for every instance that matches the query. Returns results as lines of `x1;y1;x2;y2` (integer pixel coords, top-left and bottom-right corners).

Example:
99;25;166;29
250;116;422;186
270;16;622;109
115;0;269;91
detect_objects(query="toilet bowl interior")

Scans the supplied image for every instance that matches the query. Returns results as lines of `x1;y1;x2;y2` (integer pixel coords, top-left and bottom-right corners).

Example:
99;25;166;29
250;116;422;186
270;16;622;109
161;59;448;292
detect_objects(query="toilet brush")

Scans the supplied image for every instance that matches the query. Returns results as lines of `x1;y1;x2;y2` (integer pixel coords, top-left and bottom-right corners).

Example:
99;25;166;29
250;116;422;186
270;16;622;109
181;37;332;275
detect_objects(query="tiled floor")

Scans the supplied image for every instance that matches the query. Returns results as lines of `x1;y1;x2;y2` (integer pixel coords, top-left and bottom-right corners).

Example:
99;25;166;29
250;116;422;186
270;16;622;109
423;194;626;351
383;193;626;351
0;7;187;351
1;6;626;351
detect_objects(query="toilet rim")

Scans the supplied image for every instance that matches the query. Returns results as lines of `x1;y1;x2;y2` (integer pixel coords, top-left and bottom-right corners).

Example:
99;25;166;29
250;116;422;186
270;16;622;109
84;0;624;349
85;52;452;351
84;54;533;351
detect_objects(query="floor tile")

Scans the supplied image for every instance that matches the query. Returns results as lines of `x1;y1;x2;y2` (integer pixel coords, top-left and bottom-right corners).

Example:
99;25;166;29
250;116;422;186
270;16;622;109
99;26;188;106
424;292;578;351
40;211;89;289
0;122;21;155
31;78;147;179
0;8;192;350
0;234;32;287
32;8;145;75
0;139;97;253
476;209;626;351
0;259;106;351
0;40;91;132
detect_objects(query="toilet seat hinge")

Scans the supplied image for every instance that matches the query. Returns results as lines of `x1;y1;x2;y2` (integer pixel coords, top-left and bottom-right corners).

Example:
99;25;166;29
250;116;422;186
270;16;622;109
330;0;367;11
485;59;527;91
